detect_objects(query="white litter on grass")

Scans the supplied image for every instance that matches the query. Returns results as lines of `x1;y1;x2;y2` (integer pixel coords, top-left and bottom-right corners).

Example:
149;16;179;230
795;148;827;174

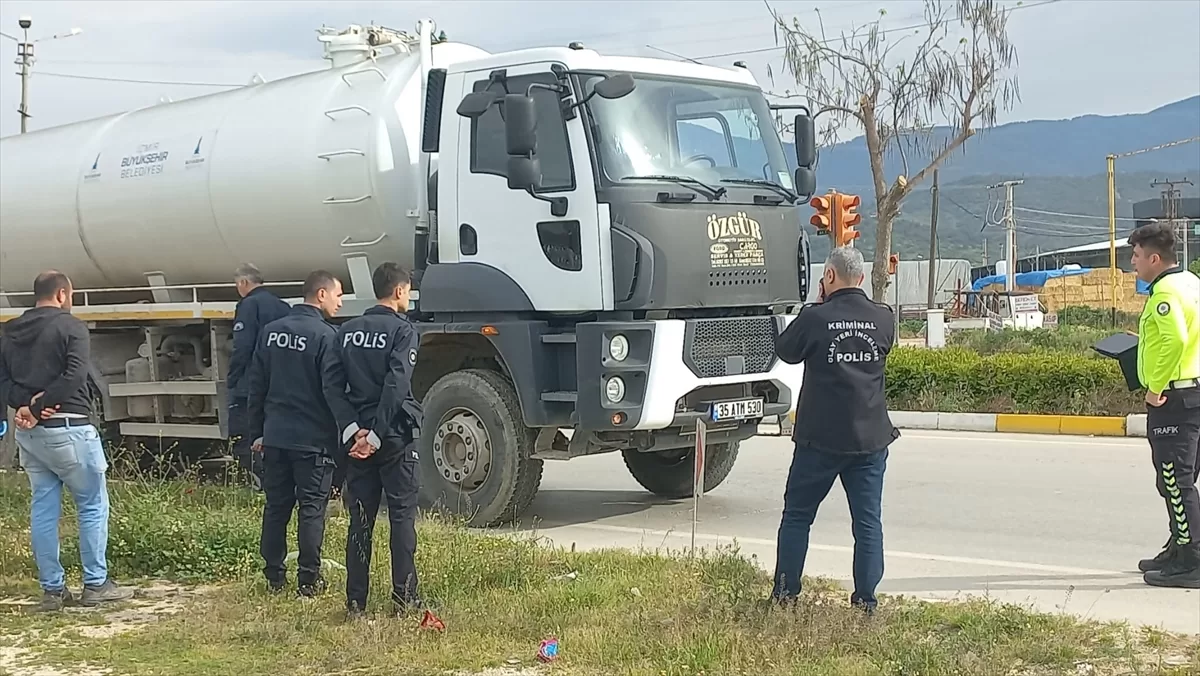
283;551;347;571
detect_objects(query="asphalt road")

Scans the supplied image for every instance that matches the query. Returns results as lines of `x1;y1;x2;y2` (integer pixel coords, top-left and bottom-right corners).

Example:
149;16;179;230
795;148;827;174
520;430;1200;634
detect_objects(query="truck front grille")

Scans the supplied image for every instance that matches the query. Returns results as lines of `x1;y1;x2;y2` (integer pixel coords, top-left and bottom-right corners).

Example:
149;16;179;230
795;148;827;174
684;317;778;378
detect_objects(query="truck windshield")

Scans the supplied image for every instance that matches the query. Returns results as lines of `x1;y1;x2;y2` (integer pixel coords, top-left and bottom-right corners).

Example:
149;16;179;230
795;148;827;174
582;74;792;189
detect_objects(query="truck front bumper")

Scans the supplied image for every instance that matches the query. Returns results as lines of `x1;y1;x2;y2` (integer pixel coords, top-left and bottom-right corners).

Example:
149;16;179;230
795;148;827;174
576;316;804;432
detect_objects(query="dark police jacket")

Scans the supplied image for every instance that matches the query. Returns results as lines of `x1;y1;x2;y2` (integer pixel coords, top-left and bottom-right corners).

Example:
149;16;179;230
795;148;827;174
777;287;900;454
227;286;290;403
246;304;358;455
336;306;422;456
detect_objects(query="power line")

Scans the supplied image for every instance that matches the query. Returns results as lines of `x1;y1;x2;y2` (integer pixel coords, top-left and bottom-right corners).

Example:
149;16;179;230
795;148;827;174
36;71;243;88
1014;206;1141;222
1013;216;1120;232
690;0;1062;61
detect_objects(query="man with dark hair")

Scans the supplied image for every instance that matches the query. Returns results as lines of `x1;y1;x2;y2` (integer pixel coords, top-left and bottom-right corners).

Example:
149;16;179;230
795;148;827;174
246;270;359;597
1128;223;1200;589
227;263;289;489
0;271;134;611
336;262;423;618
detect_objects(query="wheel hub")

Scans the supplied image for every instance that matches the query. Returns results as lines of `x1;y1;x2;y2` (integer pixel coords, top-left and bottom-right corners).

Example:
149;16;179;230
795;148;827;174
431;409;493;492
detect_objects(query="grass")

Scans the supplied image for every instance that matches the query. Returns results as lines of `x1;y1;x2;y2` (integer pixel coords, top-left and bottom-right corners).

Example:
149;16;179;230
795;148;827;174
1;472;1197;675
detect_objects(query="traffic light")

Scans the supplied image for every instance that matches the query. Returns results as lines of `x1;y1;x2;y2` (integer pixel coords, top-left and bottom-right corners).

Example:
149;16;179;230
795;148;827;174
887;253;900;275
832;193;862;247
809;195;833;234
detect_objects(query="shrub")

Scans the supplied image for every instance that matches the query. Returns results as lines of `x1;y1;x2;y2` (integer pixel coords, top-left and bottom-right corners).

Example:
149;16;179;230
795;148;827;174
886;346;1140;416
947;325;1113;355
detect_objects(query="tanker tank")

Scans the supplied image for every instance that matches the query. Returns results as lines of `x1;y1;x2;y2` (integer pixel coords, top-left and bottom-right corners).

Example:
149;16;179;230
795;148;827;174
0;37;489;301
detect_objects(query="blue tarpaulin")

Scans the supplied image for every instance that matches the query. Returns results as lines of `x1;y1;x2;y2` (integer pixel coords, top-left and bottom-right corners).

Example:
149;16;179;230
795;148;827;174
971;267;1151;295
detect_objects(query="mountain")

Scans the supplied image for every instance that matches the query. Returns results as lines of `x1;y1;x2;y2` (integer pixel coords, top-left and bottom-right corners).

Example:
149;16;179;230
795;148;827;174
679;95;1200;263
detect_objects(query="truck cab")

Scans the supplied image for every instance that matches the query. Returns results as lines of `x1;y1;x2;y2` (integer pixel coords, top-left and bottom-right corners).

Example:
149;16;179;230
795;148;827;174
411;43;818;524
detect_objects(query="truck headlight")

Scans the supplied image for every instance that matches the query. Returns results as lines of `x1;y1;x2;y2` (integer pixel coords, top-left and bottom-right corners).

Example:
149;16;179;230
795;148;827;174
605;376;626;404
608;334;629;361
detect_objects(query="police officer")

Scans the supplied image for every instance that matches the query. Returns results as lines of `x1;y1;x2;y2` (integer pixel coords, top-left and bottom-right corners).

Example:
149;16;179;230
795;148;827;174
770;245;898;613
1128;223;1200;589
227;264;290;489
336;263;423;617
246;270;359;596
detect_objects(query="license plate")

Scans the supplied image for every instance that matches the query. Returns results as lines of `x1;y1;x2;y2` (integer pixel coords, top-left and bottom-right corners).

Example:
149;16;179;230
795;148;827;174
710;398;764;422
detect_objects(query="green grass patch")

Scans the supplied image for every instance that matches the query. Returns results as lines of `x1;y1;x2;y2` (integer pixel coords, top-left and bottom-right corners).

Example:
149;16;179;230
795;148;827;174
1;473;1195;675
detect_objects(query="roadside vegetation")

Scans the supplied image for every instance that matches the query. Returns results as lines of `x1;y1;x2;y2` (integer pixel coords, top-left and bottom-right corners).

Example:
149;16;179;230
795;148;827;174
0;470;1196;675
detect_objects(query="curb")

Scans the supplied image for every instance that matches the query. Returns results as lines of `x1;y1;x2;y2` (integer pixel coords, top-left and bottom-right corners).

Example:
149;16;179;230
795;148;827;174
889;411;1146;438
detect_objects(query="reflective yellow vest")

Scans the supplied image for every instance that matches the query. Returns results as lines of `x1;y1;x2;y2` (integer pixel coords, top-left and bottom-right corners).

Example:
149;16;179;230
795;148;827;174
1138;267;1200;393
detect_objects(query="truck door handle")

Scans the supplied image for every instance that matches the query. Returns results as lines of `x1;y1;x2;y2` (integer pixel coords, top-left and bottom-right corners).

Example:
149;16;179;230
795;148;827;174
340;234;387;248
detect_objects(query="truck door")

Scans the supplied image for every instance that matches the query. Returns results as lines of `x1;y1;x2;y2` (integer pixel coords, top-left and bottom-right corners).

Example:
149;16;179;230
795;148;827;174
454;65;606;312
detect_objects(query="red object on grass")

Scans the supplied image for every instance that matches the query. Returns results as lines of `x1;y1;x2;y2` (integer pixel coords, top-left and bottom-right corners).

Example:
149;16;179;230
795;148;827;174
419;609;445;632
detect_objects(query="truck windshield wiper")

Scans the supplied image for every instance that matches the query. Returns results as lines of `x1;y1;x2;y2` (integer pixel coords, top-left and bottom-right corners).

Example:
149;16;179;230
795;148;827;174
720;178;799;204
620;175;727;201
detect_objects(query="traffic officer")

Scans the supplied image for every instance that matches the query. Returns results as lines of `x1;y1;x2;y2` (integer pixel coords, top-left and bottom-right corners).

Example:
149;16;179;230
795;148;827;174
1128;223;1200;589
770;245;899;613
336;262;423;617
246;270;359;597
227;264;289;489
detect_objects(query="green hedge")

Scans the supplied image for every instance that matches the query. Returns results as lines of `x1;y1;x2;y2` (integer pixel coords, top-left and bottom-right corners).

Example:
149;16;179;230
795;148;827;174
885;346;1141;416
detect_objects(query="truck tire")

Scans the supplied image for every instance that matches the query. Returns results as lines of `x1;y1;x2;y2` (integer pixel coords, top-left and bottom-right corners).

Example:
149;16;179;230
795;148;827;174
621;441;740;499
418;369;543;527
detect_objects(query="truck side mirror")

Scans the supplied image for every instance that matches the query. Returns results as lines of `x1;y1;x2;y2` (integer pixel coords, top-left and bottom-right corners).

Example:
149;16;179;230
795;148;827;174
793;112;816;169
504;94;538;156
507;156;541;192
456;91;495;118
794;167;816;198
593;73;635;100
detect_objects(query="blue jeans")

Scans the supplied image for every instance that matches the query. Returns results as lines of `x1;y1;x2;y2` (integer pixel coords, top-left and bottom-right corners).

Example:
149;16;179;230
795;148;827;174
772;446;888;609
15;423;111;592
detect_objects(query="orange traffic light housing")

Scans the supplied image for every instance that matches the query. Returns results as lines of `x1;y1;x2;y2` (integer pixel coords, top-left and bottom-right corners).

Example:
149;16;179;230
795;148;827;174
887;253;900;275
832;193;862;247
809;195;832;234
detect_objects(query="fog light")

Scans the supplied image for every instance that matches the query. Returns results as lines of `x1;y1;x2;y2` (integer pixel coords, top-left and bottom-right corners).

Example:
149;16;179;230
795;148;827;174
608;334;629;361
605;376;626;403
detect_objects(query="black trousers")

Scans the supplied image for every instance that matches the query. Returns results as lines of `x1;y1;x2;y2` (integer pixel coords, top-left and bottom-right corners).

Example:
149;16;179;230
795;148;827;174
345;441;420;610
260;446;334;587
1148;387;1200;548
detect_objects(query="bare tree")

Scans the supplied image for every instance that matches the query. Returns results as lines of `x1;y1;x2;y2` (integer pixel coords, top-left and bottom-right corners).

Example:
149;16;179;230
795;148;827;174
770;0;1019;299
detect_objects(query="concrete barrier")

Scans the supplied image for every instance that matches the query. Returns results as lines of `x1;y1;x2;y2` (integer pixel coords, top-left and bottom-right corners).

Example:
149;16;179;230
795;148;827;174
938;413;998;433
1125;414;1147;438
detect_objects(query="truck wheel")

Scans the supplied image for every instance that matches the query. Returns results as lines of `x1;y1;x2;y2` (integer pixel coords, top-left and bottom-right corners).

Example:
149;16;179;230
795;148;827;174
418;369;543;527
621;441;740;499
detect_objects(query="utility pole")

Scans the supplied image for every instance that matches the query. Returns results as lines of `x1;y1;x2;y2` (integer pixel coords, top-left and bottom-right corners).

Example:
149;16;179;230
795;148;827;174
926;169;939;309
4;16;83;133
1152;177;1194;266
988;179;1023;292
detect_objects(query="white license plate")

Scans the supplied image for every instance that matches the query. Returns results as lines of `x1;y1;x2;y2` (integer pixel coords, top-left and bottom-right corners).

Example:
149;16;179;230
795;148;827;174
710;398;764;422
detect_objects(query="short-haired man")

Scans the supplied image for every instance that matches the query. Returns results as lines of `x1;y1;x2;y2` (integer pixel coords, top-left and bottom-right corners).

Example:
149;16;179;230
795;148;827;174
246;270;359;596
336;263;424;618
1128;223;1200;589
227;264;289;489
770;246;898;613
0;271;134;611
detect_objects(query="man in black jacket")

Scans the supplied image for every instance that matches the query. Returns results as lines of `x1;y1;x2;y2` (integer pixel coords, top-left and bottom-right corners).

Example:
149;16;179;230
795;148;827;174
227;264;290;489
770;246;898;613
336;263;423;617
246;270;358;597
0;271;134;611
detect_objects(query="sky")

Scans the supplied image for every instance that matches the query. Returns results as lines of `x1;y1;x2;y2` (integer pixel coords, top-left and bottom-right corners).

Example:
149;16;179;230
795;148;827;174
0;0;1197;139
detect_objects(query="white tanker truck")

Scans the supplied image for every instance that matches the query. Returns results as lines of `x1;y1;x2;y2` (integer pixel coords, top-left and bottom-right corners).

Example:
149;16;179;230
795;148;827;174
0;20;818;526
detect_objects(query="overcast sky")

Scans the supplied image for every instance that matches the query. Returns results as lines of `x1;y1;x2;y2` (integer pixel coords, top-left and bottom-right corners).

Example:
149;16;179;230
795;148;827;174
0;0;1197;139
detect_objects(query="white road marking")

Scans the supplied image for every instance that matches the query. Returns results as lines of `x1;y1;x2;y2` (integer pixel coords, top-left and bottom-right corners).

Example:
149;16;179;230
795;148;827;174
563;523;1126;577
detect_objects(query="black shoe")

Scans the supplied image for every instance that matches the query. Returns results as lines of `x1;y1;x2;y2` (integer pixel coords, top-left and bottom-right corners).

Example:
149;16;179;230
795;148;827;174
297;577;327;598
391;595;424;616
80;580;135;607
346;601;367;620
267;579;286;595
1139;540;1177;573
1145;544;1200;589
37;588;74;613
